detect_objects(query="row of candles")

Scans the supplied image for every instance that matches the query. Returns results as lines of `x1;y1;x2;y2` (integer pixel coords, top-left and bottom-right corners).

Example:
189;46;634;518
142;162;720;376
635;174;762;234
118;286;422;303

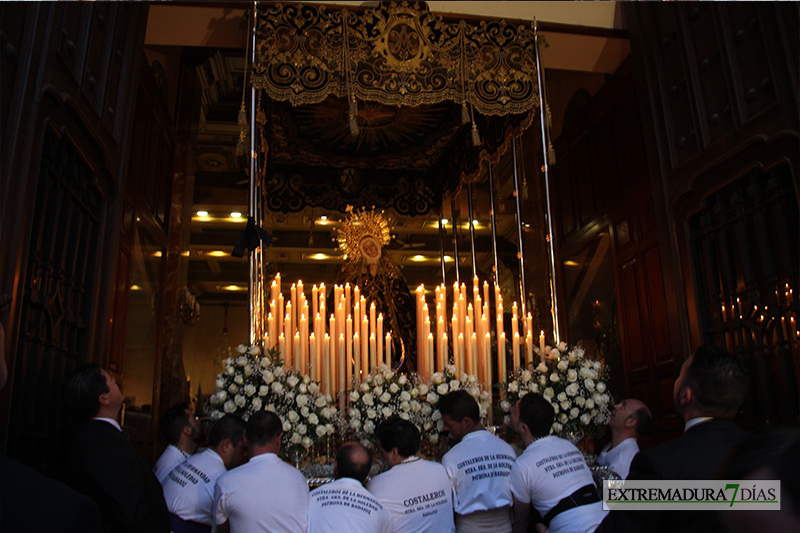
262;273;547;409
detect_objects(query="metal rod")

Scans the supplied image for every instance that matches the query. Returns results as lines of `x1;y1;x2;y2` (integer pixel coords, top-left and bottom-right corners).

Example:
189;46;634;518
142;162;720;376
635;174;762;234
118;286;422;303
534;20;561;343
511;137;527;330
488;163;500;285
248;2;259;344
438;210;447;286
451;197;460;286
467;182;478;279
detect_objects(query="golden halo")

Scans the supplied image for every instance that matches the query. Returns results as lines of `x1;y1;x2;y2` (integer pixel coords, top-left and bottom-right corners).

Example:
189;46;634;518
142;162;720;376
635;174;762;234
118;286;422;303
336;205;393;260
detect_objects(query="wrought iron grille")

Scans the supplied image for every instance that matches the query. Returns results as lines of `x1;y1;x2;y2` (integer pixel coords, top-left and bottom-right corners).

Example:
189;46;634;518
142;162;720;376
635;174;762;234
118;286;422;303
689;164;799;426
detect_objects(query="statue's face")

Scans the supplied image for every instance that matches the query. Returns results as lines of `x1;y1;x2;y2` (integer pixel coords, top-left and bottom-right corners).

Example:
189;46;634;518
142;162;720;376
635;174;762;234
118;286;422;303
359;236;381;263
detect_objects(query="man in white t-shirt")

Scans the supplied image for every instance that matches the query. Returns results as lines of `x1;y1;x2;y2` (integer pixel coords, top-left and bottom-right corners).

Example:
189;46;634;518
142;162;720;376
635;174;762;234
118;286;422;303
509;393;606;533
214;410;309;533
368;417;455;533
439;390;516;533
162;414;247;532
597;398;651;479
308;442;392;533
154;402;203;483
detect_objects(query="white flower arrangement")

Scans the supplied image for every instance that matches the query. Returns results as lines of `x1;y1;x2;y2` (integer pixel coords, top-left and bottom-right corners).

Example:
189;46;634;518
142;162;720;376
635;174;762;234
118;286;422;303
500;342;611;438
207;344;337;457
419;364;491;443
343;364;424;444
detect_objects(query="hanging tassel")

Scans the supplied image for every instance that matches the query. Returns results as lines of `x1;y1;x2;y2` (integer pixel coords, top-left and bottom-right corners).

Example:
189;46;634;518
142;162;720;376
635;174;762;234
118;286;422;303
546;103;553;129
349;97;359;135
522;177;529;200
461;102;469;124
471;123;481;146
235;102;249;156
547;142;557;165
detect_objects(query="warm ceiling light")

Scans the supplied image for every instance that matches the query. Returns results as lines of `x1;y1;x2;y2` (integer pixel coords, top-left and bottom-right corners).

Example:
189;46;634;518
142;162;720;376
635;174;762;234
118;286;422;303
411;255;427;262
472;220;479;226
563;260;580;266
205;250;229;257
196;210;208;217
152;251;162;257
181;251;190;256
230;212;242;218
131;284;141;290
441;218;449;224
444;255;454;262
320;215;328;220
220;285;247;291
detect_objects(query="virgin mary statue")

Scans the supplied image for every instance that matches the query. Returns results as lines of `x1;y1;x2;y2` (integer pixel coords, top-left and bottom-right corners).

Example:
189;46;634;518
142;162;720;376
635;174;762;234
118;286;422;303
330;206;416;373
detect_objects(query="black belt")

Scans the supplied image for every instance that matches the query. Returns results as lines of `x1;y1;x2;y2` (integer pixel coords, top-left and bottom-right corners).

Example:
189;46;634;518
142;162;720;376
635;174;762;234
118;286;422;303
542;483;600;527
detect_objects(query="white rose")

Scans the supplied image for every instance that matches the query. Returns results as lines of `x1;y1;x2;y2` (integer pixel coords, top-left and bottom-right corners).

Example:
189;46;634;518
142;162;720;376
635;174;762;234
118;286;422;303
549;373;560;383
501;400;511;411
399;412;410;420
398;374;408;386
302;436;313;449
363;420;375;433
308;383;319;394
553;422;562;433
429;433;439;443
422;404;432;416
287;375;299;388
325;424;334;435
437;384;449;395
537;363;548;374
596;382;607;393
363;393;374;406
245;384;256;397
418;384;429;395
594;361;601;371
217;390;228;402
236;345;248;354
579;367;590;378
350;391;360;402
288;410;299;422
248;345;261;356
374;375;384;386
290;433;302;444
215;378;225;389
400;401;410;412
223;400;236;413
349;408;361;419
521;371;532;382
252;398;262;411
367;408;377;419
567;369;578;382
432;373;444;385
557;341;568;352
228;384;238;394
584;378;596;391
557;359;569;371
570;407;579;419
580;413;591;425
380;392;391;403
263;370;274;383
508;382;519;393
236;356;248;367
400;391;411;401
273;366;284;377
560;400;570;411
373;386;383;396
411;401;421;412
539;375;547;386
432;410;442;421
300;406;310;418
308;413;319;425
575;396;586;406
389;383;399;394
566;383;579;397
427;392;439;404
316;425;327;437
558;413;568;424
557;392;567;402
551;349;561;360
589;369;599;380
244;366;253;377
260;358;270;368
450;380;461;390
210;394;220;406
296;394;308;407
350;419;361;430
382;407;393;418
543;387;554;399
360;383;370;392
271;382;283;394
315;396;327;408
297;424;307;435
553;403;560;413
468;386;479;398
225;366;235;375
586;399;595;409
258;385;268;396
436;419;444;432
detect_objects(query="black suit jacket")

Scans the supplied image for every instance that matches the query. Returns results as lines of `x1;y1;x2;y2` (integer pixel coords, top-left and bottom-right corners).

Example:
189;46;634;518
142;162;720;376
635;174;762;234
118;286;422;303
0;454;102;533
65;419;170;533
596;418;747;533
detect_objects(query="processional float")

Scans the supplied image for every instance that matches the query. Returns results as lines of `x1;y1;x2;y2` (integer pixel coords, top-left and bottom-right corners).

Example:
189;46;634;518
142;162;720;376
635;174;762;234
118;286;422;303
238;2;561;404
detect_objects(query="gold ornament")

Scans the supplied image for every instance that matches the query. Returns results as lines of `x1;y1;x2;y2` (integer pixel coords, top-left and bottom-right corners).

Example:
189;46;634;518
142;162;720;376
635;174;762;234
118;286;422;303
336;205;393;261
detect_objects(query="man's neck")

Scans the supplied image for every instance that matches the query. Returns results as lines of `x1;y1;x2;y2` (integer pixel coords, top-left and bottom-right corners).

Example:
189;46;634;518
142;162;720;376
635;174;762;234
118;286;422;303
609;428;636;449
249;445;279;458
176;436;198;455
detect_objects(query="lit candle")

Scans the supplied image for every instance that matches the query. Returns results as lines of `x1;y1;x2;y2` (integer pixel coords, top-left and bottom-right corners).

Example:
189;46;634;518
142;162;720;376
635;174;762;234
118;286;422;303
484;332;492;388
279;333;286;365
483;281;490;308
293;332;300;372
539;330;546;365
441;332;448;370
471;333;478;381
526;331;533;368
346;314;353;378
354;334;361;383
290;284;297;333
312;285;318;321
329;314;336;363
499;332;506;383
361;312;369;369
377;313;384;365
427;333;435;381
458;333;465;372
324;333;330;394
345;283;351;317
354;300;361;339
339;334;346;411
513;331;520;369
309;333;316;381
385;332;392;369
370;332;377;370
283;310;292;367
267;311;275;351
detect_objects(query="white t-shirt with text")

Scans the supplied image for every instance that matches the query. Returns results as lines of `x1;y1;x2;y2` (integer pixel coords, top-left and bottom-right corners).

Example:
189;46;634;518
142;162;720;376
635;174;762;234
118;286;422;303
162;448;226;526
441;429;516;515
154;444;189;484
214;453;309;532
307;477;392;533
597;438;639;479
510;436;606;533
367;457;455;533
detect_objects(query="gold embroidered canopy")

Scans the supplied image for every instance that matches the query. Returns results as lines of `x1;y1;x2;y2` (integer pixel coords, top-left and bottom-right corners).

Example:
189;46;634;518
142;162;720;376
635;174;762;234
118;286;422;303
252;1;541;117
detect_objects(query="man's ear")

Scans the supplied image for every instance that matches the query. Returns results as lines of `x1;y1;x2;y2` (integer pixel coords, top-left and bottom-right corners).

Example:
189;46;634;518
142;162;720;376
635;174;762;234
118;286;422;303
677;386;692;408
623;416;637;430
98;392;111;407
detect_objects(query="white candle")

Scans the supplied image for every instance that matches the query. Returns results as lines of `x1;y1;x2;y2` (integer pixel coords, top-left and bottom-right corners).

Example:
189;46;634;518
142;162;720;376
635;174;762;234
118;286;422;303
526;331;533;368
499;332;506;382
293;332;300;372
279;333;286;365
354;333;362;380
458;333;465;372
385;332;392;369
361;313;369;369
312;285;318;321
539;330;546;365
484;332;492;391
441;332;448;370
513;331;520;369
377;313;383;365
324;334;330;394
471;333;478;381
309;333;316;381
339;334;345;411
427;333;434;381
346;314;353;379
370;333;376;370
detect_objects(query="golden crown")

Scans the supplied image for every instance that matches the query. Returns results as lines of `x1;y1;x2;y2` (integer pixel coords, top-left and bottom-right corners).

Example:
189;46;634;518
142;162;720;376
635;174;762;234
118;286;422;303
336;205;393;260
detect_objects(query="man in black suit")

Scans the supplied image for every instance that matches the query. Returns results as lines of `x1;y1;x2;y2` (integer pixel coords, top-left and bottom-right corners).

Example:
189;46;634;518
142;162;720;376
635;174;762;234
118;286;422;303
596;345;749;533
62;362;170;533
0;320;102;533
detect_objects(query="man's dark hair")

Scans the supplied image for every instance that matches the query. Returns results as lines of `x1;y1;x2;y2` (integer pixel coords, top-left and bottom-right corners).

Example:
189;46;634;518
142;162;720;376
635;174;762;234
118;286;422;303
631;407;652;437
517;393;555;438
336;442;372;482
246;410;282;447
374;417;420;457
438;390;480;423
160;402;191;445
208;414;247;449
62;363;109;422
685;345;749;418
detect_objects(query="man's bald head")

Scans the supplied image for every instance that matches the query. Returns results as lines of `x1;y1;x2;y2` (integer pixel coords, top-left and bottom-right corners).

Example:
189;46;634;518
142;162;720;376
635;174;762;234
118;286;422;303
335;442;372;483
610;398;652;437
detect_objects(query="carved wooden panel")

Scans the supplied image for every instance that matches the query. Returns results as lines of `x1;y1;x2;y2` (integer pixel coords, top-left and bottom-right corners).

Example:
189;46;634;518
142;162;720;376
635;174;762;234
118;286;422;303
618;257;647;370
81;1;114;114
54;2;88;82
103;2;132;135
